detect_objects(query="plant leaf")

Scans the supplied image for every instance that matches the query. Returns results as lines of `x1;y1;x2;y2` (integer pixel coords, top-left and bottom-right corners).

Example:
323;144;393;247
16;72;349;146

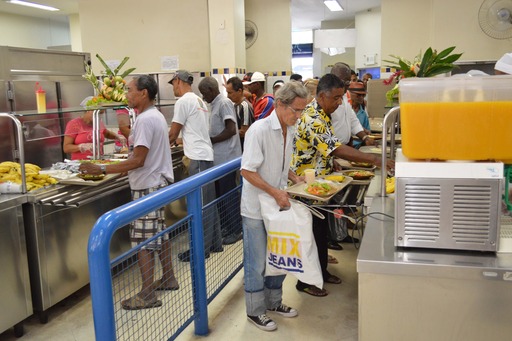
434;46;456;61
113;57;130;76
417;47;433;77
95;54;113;77
119;67;136;78
439;53;463;64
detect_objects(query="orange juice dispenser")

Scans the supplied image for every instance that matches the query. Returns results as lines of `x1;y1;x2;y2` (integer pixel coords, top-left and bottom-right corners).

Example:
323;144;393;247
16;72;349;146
399;75;512;161
394;75;512;252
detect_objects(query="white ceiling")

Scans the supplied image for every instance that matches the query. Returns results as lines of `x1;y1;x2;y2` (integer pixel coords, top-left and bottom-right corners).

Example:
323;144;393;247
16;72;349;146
0;0;381;30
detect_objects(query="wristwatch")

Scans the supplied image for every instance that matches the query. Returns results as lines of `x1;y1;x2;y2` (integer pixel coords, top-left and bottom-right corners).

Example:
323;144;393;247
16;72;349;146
99;164;107;175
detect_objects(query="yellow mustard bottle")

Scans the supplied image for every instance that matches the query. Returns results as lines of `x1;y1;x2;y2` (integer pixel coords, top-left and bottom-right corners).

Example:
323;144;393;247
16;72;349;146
35;82;46;113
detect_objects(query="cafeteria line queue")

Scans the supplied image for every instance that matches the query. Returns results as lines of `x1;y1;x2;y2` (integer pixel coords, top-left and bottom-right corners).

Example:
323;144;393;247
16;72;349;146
3;51;510;340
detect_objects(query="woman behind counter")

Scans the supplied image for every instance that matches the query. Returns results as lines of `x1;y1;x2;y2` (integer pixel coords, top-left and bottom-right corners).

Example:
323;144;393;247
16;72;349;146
63;97;126;160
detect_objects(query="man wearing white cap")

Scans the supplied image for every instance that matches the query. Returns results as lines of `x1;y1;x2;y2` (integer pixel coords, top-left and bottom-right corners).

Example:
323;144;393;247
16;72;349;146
495;53;512;75
243;71;274;120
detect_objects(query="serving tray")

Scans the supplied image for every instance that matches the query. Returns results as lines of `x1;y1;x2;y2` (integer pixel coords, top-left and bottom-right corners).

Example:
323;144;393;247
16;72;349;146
58;173;121;186
335;158;377;171
285;176;352;202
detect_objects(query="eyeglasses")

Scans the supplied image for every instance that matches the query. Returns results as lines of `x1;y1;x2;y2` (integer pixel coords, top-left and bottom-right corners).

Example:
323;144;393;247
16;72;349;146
287;105;305;114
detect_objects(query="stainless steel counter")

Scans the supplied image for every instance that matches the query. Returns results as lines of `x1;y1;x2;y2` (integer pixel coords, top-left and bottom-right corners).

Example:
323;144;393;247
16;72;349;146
0;193;32;337
357;196;512;341
23;178;132;323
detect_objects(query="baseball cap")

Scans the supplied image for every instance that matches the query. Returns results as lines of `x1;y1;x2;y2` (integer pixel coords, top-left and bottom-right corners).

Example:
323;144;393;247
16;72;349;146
347;81;367;94
168;70;194;85
243;71;265;85
495;53;512;75
273;80;285;89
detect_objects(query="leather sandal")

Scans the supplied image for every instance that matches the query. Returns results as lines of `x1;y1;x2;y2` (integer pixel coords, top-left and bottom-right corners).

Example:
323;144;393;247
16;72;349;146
152;278;179;291
325;274;342;284
328;254;339;264
121;294;162;310
297;285;328;297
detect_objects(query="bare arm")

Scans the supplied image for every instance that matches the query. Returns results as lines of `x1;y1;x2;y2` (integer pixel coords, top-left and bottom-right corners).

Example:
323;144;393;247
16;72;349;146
211;119;236;144
103;129;120;140
62;135;80;154
117;114;131;139
241;168;291;210
168;122;183;146
79;145;149;175
332;144;394;171
288;169;303;184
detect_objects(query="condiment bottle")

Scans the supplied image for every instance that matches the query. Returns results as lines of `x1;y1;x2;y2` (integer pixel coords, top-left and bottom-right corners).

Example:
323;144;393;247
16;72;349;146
35;82;46;113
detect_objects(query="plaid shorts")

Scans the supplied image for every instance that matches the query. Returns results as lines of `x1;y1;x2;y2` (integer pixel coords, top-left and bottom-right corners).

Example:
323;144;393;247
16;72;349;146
130;181;168;250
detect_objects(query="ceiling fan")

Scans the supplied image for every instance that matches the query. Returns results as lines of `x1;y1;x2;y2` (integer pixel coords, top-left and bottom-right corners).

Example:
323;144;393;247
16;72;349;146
478;0;512;39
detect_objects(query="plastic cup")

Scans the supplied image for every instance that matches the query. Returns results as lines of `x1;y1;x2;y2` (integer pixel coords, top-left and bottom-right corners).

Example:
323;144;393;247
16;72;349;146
304;169;315;184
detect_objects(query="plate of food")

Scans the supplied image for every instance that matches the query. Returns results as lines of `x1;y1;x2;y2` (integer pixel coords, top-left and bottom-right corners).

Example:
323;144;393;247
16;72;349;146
304;181;339;197
368;134;382;140
77;173;105;181
286;177;352;202
341;170;375;180
113;153;129;159
349;161;374;169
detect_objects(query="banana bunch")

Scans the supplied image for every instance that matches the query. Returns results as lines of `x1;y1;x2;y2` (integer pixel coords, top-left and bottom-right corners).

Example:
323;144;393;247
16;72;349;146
386;177;395;194
99;75;126;102
0;161;58;191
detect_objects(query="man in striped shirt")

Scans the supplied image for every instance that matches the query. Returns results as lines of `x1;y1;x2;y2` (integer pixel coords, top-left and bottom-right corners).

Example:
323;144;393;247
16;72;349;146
243;71;274;120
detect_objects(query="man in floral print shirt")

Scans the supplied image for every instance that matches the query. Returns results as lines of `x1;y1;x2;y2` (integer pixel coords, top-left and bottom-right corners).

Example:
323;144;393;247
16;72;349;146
291;73;394;297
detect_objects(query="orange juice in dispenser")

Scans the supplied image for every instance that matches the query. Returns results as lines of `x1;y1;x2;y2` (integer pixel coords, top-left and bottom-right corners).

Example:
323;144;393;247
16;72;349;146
35;82;46;113
399;75;512;161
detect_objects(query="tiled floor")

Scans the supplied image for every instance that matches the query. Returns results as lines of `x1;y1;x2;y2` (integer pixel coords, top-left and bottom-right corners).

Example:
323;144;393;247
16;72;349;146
0;245;359;341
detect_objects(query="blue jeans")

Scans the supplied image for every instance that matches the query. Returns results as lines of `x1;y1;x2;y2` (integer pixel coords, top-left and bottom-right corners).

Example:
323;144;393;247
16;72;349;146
188;159;223;251
242;216;286;316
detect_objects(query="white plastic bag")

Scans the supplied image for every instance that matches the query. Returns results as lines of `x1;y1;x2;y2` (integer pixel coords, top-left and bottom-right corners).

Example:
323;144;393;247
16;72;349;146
259;193;323;289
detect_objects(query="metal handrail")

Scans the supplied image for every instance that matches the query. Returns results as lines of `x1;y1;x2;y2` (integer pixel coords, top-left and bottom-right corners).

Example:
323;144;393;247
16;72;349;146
88;157;241;340
380;106;400;197
0;113;26;193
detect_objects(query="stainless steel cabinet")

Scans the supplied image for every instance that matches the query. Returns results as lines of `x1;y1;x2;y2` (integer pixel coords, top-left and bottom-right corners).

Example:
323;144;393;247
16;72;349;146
23;179;132;322
0;194;32;337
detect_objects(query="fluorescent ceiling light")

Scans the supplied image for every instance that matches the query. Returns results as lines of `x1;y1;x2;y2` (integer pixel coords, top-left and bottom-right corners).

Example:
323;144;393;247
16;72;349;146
324;0;343;12
5;0;60;11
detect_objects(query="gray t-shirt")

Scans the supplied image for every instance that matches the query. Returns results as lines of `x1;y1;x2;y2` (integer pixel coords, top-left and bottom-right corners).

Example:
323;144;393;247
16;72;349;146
209;94;242;165
128;106;174;190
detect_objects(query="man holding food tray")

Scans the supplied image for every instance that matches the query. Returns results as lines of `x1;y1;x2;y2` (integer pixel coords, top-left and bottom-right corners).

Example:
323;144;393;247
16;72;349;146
290;73;394;297
240;81;308;331
80;75;177;310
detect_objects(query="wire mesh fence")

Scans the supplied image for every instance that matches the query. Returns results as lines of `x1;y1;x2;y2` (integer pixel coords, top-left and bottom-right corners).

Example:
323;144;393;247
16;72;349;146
88;159;243;341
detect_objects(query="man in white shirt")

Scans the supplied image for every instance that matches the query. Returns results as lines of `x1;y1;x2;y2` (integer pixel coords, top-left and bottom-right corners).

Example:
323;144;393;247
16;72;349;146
168;70;223;261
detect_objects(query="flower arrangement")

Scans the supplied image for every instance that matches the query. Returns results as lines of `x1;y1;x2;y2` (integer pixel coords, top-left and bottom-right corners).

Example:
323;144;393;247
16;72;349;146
82;54;136;106
382;46;462;106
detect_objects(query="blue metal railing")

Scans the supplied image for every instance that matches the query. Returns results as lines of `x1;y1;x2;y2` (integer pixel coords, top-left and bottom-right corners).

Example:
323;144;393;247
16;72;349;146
88;157;242;340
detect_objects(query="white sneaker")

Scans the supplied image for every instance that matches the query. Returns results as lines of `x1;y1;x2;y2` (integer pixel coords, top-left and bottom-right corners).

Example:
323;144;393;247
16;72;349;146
247;314;277;331
267;304;298;317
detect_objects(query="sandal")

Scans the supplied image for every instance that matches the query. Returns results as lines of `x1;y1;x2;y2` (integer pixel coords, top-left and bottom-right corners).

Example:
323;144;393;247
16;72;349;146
328;254;338;264
121;294;162;310
325;275;342;284
153;278;180;291
297;285;328;297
